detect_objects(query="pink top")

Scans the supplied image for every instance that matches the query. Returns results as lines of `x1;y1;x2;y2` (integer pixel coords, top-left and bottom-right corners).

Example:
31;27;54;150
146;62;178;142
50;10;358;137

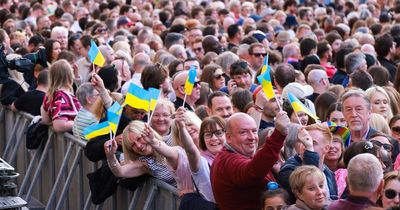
167;146;195;196
43;90;81;121
394;154;400;170
335;168;348;197
201;150;216;166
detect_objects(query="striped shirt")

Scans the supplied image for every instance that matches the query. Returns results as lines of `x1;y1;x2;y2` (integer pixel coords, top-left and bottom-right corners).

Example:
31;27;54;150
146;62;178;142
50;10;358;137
72;108;98;140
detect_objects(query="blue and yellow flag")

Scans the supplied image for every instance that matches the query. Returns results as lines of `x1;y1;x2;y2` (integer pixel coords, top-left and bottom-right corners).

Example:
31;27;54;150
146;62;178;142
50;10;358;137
287;92;319;121
88;40;105;67
107;102;123;134
184;66;197;95
260;55;269;74
125;83;150;111
149;88;160;111
257;66;275;100
83;121;110;140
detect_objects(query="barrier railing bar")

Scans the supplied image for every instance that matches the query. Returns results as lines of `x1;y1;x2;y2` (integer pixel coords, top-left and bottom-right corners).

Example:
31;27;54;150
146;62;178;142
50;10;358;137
143;185;157;210
45;141;73;210
78;153;85;210
18;148;41;197
25;132;54;202
95;204;103;210
54;148;82;210
3;115;21;161
9;119;29;165
83;192;92;210
128;184;144;210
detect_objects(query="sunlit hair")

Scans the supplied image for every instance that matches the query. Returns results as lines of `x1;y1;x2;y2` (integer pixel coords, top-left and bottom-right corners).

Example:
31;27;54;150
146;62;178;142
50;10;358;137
122;120;163;162
347;153;383;192
289;165;326;198
369;113;391;135
199;116;226;151
46;59;74;103
304;123;333;144
172;111;202;146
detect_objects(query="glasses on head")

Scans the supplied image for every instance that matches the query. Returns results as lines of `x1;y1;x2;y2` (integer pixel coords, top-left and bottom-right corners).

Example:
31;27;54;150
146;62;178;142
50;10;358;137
231;61;248;70
251;53;267;57
363;141;374;152
370;140;393;152
385;189;400;199
214;73;225;80
204;129;225;139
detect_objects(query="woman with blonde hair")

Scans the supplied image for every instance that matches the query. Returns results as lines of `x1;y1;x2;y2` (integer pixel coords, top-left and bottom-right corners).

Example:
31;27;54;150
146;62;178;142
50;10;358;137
104;120;177;186
41;59;81;132
366;86;393;122
287;165;329;210
369;113;392;135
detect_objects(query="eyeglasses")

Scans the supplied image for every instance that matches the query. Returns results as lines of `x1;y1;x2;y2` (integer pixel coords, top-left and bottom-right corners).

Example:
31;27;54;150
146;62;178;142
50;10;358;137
193;47;203;52
214;73;224;80
152;113;171;119
370;140;393;152
385;189;400;199
251;53;267;57
96;28;108;34
204;129;225;139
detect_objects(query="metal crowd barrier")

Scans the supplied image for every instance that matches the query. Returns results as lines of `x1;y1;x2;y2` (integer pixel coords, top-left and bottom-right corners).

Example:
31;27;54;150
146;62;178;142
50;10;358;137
0;107;180;210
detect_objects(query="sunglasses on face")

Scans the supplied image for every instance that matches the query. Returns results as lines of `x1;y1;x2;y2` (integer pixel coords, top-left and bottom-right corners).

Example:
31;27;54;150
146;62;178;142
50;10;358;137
96;28;108;34
214;73;225;80
385;189;400;199
392;126;400;133
251;53;267;57
193;47;203;52
181;81;200;88
370;140;393;152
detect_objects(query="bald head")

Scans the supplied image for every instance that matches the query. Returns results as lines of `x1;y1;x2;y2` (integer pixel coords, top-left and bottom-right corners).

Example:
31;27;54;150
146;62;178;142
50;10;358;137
133;52;150;73
226;113;256;133
307;70;327;85
172;71;188;91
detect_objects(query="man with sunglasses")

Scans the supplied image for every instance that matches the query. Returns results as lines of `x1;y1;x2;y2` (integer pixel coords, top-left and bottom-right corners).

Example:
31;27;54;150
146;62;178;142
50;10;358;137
369;132;395;172
248;43;267;72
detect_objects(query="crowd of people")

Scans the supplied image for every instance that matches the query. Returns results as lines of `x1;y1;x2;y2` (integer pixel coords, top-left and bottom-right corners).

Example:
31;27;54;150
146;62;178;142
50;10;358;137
3;0;400;209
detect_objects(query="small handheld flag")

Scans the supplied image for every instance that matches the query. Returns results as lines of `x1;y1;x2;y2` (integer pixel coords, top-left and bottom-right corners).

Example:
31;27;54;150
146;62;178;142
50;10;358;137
327;121;351;148
125;83;150;111
287;92;319;122
260;55;269;74
83;121;110;140
88;40;105;67
257;67;275;100
184;66;197;95
149;88;161;111
107;102;123;134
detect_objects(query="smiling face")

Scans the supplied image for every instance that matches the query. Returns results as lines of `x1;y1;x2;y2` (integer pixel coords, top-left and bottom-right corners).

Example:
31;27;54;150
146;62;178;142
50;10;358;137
150;105;172;136
128;131;153;156
226;114;258;157
298;174;327;210
325;137;342;162
203;124;225;155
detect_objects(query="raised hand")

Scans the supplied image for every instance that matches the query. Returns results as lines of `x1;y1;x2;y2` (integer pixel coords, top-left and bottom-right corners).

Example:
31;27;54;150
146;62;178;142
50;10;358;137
297;127;314;151
174;107;187;128
104;139;118;158
141;124;156;146
274;111;290;136
91;73;107;93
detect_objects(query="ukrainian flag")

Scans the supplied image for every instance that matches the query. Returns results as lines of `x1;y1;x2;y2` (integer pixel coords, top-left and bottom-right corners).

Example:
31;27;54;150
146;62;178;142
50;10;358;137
107;102;123;133
88;40;105;67
125;83;150;111
257;66;275;100
260;55;269;74
287;92;319;121
149;88;160;111
83;121;110;140
184;66;197;95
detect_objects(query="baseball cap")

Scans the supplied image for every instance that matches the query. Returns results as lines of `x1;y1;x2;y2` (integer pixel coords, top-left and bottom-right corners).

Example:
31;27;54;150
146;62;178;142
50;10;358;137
282;82;314;99
117;16;134;27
